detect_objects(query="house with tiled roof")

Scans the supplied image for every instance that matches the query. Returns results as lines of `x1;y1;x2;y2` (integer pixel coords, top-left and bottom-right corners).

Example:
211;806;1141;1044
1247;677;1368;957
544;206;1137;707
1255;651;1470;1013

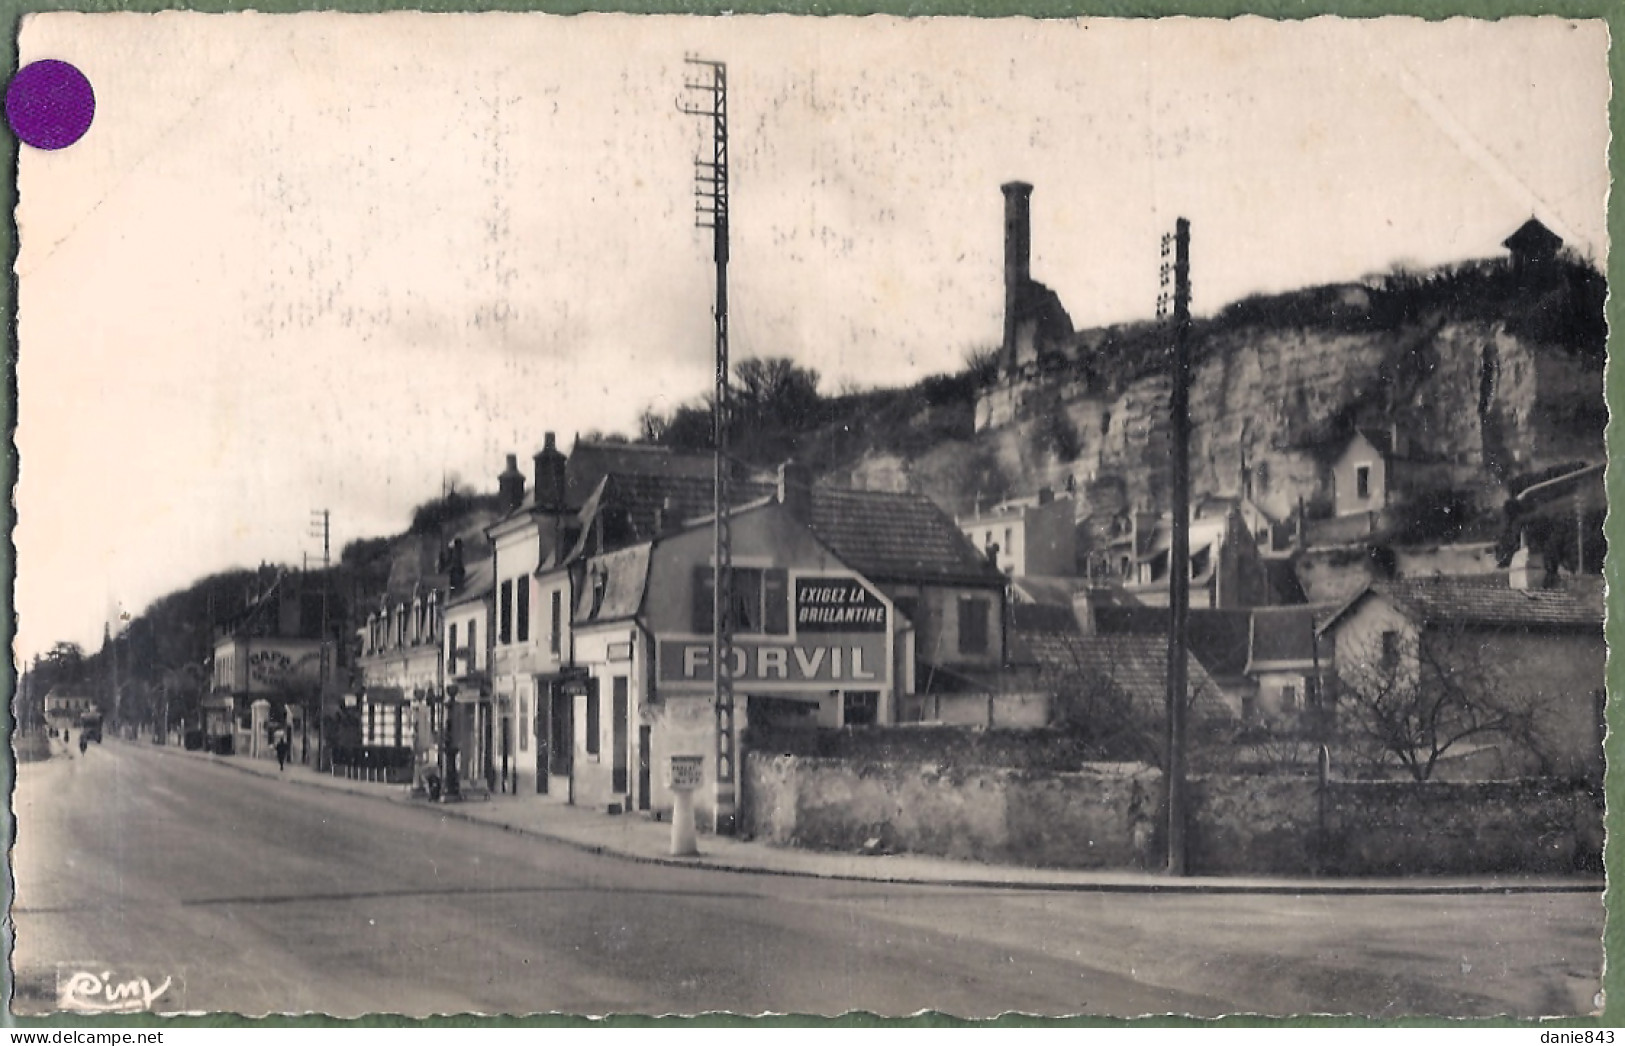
558;462;1008;829
1317;573;1604;778
1243;604;1336;726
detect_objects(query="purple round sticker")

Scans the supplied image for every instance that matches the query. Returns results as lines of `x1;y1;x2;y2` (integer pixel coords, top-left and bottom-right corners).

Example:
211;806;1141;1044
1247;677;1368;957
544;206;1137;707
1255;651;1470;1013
7;60;95;150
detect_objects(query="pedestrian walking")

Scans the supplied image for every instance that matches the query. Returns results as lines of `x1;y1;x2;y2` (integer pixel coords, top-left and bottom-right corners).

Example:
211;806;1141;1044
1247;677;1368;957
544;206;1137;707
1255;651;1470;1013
275;731;290;772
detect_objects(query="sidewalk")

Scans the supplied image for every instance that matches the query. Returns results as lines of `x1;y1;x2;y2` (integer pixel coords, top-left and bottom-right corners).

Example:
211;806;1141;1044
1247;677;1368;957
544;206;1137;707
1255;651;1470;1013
132;737;1604;896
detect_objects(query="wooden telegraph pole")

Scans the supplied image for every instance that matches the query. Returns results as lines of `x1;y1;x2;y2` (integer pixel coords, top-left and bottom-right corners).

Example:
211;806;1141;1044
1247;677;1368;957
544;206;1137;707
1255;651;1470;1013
1160;218;1192;876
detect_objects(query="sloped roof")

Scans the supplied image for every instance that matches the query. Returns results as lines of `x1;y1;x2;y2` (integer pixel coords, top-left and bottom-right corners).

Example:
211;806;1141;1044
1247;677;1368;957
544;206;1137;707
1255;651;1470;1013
564;473;777;564
1503;217;1563;257
1320;576;1603;634
1093;605;1253;679
1354;427;1394;458
1246;605;1335;673
1014;628;1223;717
804;487;1005;587
566;441;716;507
445;556;494;609
574;544;653;626
1378;576;1601;629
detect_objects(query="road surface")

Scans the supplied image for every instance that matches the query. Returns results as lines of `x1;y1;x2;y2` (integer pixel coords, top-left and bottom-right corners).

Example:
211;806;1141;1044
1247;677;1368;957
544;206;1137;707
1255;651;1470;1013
10;739;1603;1018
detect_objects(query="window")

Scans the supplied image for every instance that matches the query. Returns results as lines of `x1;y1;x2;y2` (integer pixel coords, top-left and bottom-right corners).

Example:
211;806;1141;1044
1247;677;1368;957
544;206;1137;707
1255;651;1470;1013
448;623;459;674
893;595;919;624
585;678;601;756
499;580;513;645
692;567;790;635
516;578;530;643
467;620;478;670
611;677;629;792
958;597;990;656
549;590;562;655
843;691;879;727
1356;465;1371;500
1380;630;1399;669
1281;684;1298;711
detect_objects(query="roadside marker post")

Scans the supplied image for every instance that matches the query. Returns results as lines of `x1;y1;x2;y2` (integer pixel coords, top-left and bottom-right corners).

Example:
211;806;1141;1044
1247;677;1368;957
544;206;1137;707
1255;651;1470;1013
668;754;704;856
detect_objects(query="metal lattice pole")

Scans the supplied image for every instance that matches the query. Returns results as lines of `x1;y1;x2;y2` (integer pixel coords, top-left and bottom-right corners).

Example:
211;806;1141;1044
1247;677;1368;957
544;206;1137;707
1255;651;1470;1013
682;56;736;833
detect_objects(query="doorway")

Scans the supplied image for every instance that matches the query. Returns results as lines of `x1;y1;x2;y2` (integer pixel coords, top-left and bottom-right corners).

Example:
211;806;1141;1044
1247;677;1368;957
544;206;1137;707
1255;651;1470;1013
637;724;651;811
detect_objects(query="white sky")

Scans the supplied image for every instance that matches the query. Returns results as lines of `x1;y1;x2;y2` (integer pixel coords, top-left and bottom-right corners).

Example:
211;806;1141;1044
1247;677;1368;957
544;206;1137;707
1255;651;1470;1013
13;13;1611;661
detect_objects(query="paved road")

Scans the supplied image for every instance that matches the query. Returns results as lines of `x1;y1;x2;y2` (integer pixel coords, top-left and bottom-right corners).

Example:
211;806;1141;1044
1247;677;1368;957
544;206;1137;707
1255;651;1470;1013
10;740;1604;1018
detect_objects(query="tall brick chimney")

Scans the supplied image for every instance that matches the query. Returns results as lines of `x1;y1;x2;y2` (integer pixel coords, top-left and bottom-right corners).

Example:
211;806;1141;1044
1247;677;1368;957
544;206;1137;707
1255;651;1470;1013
533;433;566;512
498;453;526;512
1001;181;1033;372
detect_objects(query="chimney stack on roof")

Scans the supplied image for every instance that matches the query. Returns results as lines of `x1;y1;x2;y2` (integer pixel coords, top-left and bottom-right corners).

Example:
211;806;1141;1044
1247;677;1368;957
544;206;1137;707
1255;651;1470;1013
534;433;566;512
777;460;813;525
498;453;526;512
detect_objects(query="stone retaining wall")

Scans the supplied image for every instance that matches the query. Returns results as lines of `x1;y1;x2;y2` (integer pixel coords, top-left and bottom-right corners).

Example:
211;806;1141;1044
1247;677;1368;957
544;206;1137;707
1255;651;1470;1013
744;752;1602;876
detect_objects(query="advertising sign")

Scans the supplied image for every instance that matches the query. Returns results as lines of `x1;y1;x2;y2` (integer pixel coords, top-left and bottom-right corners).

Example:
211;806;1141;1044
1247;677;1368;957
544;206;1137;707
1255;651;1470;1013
657;635;889;688
656;571;892;692
795;577;887;633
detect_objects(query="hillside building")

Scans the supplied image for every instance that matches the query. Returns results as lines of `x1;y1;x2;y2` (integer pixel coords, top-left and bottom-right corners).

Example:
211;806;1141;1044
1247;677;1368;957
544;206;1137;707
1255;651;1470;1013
956;486;1076;577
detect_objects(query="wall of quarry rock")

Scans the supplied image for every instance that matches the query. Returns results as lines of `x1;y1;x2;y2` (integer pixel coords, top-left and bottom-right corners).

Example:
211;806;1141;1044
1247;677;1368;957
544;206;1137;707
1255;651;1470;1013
962;319;1601;536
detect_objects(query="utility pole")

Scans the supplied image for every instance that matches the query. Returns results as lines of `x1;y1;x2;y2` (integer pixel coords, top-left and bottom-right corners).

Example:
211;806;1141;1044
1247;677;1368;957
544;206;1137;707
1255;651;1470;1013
681;55;737;834
308;508;331;767
1159;218;1192;876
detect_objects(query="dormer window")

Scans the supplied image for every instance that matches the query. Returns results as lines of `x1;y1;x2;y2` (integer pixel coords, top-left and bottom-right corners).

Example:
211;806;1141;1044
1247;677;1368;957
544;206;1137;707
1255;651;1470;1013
590;567;608;619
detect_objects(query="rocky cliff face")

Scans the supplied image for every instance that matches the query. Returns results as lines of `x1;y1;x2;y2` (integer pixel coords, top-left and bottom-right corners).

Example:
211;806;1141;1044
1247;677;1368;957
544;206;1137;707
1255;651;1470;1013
860;259;1605;546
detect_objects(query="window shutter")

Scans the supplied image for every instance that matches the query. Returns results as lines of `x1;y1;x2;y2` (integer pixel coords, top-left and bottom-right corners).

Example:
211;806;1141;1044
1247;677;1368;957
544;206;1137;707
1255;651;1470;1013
692;566;715;634
764;569;789;635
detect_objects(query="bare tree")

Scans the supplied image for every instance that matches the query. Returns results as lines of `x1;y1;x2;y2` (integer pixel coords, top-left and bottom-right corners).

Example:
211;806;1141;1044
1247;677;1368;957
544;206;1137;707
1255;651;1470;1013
1335;622;1546;781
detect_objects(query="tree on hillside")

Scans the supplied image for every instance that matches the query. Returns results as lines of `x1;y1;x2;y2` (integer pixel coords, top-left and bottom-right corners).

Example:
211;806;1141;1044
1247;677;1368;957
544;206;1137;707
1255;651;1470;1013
1335;622;1547;781
734;357;822;429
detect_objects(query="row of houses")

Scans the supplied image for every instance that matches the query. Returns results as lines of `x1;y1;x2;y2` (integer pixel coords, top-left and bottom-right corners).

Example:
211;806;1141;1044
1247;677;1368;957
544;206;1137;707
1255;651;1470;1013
349;438;1012;831
199;432;1603;834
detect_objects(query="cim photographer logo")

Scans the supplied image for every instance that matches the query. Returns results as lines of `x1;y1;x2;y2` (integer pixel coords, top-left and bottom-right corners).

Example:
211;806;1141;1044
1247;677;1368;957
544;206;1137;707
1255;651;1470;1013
56;966;177;1013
